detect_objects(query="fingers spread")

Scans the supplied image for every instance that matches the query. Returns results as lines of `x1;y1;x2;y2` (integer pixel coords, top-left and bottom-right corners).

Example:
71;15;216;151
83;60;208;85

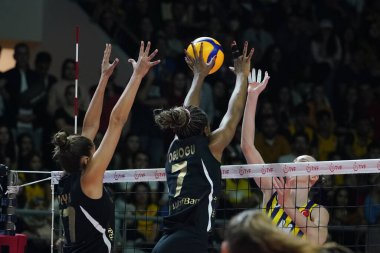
103;44;107;55
111;58;119;68
184;49;195;63
243;41;248;58
207;55;216;67
139;41;144;56
184;56;193;67
247;48;254;61
111;57;119;65
148;49;158;60
287;177;296;188
279;177;285;186
103;44;110;63
191;43;198;59
199;42;204;59
144;41;151;56
273;179;281;192
107;44;112;58
257;69;262;83
231;40;240;60
263;71;270;85
150;60;161;67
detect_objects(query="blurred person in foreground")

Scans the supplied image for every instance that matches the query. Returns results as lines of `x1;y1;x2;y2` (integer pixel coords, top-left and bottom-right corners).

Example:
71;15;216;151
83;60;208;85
221;210;352;253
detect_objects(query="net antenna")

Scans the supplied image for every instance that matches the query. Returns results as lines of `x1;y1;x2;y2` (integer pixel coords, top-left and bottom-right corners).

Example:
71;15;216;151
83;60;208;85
49;27;80;253
74;26;79;135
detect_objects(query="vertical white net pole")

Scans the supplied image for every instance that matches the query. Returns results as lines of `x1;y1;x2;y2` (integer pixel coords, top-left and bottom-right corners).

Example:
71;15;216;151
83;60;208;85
50;180;55;253
74;26;79;134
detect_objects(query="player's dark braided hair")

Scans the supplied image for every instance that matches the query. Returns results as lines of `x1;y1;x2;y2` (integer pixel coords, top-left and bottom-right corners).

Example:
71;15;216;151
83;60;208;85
154;105;208;139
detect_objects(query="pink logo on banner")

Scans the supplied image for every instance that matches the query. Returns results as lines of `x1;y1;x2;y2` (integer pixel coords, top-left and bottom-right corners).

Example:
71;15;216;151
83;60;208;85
306;164;319;173
261;166;273;175
155;170;166;179
134;171;146;180
353;162;366;171
239;168;251;176
329;163;343;173
377;161;380;171
283;165;296;174
222;169;229;175
113;172;125;181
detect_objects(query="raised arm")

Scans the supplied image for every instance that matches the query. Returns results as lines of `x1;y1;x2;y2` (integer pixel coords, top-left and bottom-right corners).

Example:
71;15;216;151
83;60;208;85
183;42;215;107
240;68;272;193
208;41;253;161
82;41;160;198
82;44;119;140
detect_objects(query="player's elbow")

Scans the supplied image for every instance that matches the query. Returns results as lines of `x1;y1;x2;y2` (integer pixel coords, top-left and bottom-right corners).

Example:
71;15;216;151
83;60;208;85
109;110;126;127
240;141;254;156
317;230;328;245
307;228;327;245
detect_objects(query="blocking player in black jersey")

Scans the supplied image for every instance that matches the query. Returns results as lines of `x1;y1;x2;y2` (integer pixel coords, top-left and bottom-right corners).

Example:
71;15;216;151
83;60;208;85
152;41;254;253
240;68;329;245
54;42;159;253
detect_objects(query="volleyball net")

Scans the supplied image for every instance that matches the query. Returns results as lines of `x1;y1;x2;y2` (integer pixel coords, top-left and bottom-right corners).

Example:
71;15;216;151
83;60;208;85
5;158;380;253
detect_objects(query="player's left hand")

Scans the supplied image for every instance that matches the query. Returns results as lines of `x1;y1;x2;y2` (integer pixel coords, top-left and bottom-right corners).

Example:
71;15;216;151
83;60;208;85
248;68;270;94
101;43;119;78
184;42;216;77
229;41;254;76
273;177;296;209
129;41;160;77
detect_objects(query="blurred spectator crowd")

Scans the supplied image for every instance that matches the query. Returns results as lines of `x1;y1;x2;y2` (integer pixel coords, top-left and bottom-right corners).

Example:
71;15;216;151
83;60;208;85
0;0;380;252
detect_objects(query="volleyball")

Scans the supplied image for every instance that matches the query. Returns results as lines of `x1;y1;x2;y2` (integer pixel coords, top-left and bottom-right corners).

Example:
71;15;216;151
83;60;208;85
186;37;224;74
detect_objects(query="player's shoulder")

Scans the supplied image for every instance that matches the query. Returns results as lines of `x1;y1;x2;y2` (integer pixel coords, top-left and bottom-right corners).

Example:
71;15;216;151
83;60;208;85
311;204;330;220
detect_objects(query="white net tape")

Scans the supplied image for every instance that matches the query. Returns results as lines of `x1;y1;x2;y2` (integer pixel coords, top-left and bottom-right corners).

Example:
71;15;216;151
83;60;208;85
51;158;380;184
13;158;375;253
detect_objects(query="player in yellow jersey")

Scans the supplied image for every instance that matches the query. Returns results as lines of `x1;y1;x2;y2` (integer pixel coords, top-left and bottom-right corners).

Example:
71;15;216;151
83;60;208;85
240;69;329;245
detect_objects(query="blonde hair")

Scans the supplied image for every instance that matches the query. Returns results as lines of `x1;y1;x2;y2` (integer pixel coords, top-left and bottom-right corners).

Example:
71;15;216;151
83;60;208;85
225;210;352;253
294;155;317;163
293;155;320;186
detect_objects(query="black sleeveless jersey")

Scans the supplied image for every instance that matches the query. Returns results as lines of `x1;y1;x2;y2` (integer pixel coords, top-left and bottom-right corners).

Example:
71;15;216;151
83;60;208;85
57;172;115;253
163;135;221;235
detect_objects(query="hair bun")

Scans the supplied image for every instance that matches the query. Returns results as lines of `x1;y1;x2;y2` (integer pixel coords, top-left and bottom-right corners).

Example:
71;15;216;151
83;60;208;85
171;107;189;128
53;131;70;150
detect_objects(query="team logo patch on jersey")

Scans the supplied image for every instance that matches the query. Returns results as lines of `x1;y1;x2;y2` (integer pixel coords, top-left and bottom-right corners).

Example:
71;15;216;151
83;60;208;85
301;209;310;217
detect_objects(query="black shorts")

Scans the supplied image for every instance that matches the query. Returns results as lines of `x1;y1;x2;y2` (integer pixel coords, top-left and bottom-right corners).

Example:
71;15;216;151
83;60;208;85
152;229;208;253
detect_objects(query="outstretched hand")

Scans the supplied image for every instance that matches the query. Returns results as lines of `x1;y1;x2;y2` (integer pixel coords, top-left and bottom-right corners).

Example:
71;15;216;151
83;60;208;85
184;42;216;77
101;44;119;77
248;68;270;94
129;41;160;77
273;177;296;209
229;41;254;76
